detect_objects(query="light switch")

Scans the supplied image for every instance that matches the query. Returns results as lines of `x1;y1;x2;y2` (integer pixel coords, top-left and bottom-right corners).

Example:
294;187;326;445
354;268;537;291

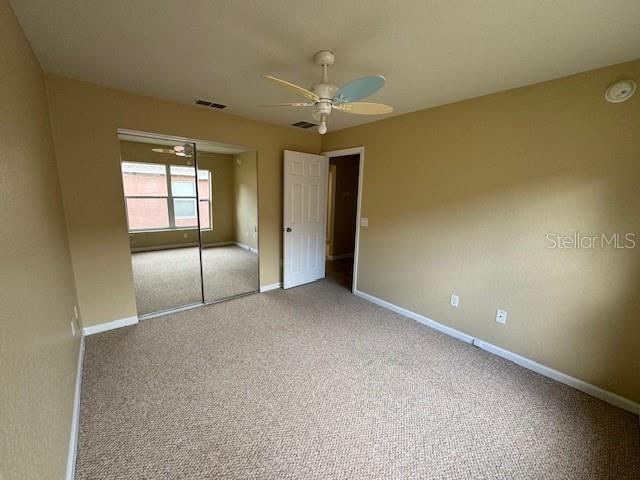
496;309;508;325
360;217;369;227
450;294;460;307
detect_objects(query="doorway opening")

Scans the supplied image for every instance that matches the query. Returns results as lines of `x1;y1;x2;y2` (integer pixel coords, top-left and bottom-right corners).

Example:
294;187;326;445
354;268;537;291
324;152;361;291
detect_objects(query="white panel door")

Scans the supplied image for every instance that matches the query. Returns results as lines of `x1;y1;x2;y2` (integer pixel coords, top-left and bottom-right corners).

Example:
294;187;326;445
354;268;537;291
283;150;328;289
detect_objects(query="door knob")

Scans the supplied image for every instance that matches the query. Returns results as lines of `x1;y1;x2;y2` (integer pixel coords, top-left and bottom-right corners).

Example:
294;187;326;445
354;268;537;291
286;227;292;232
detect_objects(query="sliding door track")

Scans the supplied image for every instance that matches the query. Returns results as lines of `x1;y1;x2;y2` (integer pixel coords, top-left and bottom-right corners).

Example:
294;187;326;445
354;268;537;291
138;289;259;321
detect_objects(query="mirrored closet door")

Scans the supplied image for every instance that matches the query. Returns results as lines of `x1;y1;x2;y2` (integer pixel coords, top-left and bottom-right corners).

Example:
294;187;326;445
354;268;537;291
118;132;259;318
198;149;259;303
119;135;204;316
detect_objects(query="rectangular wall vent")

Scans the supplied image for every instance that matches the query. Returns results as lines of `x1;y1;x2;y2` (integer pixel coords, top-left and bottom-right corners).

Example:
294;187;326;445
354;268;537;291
291;121;318;129
195;99;227;109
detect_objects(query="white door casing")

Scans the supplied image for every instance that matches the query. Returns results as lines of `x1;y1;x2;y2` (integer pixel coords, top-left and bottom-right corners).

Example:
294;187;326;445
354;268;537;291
283;150;328;289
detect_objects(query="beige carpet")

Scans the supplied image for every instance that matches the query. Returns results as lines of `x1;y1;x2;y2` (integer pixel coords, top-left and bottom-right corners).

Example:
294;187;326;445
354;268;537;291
76;281;639;479
201;245;259;303
131;245;258;315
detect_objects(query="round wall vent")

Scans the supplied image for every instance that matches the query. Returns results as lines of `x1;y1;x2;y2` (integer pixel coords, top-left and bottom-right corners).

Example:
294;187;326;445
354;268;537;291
604;80;636;103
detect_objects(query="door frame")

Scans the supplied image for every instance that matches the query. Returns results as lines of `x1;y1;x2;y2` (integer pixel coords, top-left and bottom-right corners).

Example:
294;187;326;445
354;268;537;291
321;146;364;293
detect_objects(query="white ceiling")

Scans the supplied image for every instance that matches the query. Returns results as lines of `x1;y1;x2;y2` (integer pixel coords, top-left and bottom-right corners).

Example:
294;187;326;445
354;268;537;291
11;0;640;132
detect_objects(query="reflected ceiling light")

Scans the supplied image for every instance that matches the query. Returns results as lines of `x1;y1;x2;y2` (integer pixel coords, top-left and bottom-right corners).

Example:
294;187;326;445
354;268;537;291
151;144;193;157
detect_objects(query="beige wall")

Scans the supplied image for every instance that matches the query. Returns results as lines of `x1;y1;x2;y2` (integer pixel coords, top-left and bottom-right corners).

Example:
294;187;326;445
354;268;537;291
45;75;320;327
233;151;258;250
0;1;80;478
322;59;640;403
130;228;199;251
328;155;359;257
199;152;236;246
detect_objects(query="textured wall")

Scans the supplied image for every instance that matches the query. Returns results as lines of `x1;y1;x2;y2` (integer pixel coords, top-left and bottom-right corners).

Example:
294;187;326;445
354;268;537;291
0;1;80;478
199;153;237;246
45;75;320;327
233;151;258;250
322;60;640;403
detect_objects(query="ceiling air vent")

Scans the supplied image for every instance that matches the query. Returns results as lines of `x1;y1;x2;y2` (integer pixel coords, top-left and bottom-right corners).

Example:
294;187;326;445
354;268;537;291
195;99;227;109
291;121;318;129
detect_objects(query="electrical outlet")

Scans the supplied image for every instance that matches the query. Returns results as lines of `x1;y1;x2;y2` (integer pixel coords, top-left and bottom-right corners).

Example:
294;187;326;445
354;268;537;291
450;294;460;308
496;309;508;325
360;217;368;227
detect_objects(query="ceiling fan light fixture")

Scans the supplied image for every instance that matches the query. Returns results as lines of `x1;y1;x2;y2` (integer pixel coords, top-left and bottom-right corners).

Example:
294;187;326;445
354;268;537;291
261;50;393;134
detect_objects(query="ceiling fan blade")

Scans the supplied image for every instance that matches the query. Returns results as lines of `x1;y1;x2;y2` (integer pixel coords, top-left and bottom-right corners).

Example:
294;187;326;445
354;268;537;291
335;75;385;103
151;147;193;157
258;102;315;107
262;75;319;102
334;102;394;115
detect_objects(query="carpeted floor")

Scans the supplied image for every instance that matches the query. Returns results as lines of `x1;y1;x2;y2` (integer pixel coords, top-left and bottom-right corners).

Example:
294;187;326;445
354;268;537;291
131;245;258;315
76;281;640;479
201;245;259;303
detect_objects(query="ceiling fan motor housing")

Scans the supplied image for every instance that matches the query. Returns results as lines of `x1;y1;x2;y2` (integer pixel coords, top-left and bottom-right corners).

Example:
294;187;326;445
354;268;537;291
311;82;338;122
311;82;338;101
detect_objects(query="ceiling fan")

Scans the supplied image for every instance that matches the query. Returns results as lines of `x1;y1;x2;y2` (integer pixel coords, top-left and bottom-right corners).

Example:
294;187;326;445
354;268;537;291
261;50;393;134
151;144;193;157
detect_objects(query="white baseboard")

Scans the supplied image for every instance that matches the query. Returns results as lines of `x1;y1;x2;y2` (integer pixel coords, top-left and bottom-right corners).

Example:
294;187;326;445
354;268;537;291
82;315;138;336
132;241;258;254
354;289;474;344
131;242;198;253
327;253;353;261
235;241;258;254
260;283;282;293
202;241;258;254
202;241;235;248
354;289;640;415
473;339;640;415
66;334;85;480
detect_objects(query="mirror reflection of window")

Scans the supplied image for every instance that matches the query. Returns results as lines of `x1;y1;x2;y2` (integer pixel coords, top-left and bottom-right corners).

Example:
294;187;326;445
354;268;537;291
198;170;212;230
121;162;169;230
122;162;212;232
